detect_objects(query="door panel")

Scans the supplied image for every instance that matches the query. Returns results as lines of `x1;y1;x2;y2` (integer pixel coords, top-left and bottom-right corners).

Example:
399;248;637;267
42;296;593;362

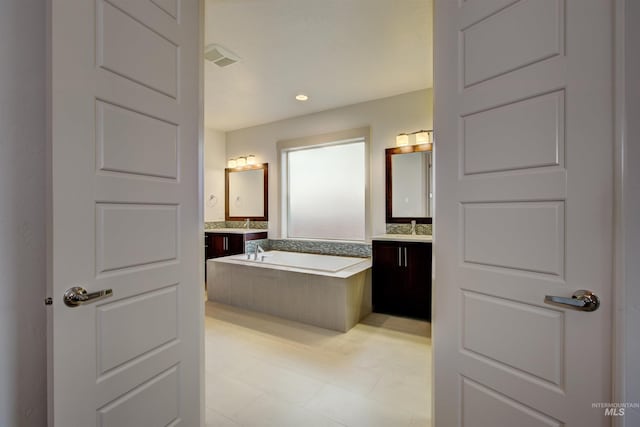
461;0;563;87
462;90;563;174
434;0;612;425
98;0;178;98
47;0;201;425
462;201;564;276
96;100;179;179
462;291;564;385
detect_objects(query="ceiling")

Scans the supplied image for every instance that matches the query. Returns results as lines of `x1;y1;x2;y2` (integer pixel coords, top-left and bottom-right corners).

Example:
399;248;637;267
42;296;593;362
204;0;433;132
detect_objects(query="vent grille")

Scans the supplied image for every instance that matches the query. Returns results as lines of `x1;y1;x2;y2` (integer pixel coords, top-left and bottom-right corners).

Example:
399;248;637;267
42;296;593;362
205;44;240;68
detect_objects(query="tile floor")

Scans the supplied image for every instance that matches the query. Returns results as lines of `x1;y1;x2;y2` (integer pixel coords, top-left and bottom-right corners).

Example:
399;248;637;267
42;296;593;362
205;301;432;427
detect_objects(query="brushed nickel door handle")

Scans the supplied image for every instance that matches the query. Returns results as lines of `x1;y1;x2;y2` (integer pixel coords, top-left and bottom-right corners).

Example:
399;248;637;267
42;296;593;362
544;290;600;312
63;286;113;307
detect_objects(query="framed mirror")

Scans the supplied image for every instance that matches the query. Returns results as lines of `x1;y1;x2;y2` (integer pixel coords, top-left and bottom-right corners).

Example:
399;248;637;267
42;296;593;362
385;145;432;224
225;163;268;221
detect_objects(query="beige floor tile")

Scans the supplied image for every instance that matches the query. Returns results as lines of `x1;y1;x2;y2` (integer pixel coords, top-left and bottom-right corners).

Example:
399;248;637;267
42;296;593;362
228;358;325;406
367;371;431;418
305;383;415;427
206;407;240;427
206;372;265;420
205;301;431;427
234;394;346;427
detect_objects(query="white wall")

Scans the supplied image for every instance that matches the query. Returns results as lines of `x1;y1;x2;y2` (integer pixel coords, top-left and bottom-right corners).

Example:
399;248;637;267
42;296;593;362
204;128;226;222
0;0;47;425
225;89;433;238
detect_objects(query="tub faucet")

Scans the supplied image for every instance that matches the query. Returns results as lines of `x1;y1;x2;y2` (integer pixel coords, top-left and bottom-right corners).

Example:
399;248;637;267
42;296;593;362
253;244;265;260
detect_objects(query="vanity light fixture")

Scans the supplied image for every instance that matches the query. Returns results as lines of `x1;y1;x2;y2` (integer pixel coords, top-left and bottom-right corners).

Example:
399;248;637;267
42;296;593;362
396;134;409;147
396;130;434;148
228;155;259;169
415;130;430;145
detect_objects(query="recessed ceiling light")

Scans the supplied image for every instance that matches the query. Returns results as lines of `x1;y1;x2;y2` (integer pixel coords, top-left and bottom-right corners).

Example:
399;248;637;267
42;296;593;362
295;94;309;101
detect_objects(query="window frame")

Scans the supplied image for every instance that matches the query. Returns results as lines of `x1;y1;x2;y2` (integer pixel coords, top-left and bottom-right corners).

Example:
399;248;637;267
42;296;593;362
277;127;371;242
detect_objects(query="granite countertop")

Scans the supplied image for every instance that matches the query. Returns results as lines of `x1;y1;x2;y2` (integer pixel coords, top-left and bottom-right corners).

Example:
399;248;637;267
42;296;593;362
372;234;433;243
205;228;267;234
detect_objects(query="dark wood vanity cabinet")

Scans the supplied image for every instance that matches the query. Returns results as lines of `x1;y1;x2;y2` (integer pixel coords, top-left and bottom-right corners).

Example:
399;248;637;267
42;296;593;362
204;231;267;282
372;240;432;321
209;233;241;258
205;231;267;259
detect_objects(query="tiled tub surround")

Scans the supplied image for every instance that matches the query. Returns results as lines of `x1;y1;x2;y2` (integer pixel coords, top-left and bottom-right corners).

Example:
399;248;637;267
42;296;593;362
205;221;428;254
269;239;371;258
207;252;372;332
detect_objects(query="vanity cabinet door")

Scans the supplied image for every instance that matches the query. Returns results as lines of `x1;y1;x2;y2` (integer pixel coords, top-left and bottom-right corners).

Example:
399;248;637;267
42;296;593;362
372;240;431;320
205;233;216;259
209;233;229;258
372;242;403;313
227;234;245;255
404;242;431;320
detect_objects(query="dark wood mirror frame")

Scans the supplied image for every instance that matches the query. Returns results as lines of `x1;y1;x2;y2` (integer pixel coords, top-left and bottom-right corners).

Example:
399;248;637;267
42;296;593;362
385;145;433;224
225;163;269;221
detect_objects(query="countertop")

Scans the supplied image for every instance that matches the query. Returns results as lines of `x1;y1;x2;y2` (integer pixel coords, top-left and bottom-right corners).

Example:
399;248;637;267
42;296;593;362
371;234;433;243
205;228;267;234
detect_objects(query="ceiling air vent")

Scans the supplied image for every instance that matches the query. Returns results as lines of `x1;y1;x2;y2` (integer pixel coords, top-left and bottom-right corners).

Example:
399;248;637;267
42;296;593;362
204;44;240;67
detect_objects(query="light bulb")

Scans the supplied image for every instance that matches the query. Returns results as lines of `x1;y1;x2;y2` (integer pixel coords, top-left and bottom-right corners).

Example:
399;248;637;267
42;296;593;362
396;134;409;147
247;155;256;165
228;158;237;168
236;157;247;167
415;131;429;144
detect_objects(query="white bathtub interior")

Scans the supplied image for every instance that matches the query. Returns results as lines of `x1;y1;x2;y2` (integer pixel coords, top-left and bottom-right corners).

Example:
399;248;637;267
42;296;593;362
234;250;367;273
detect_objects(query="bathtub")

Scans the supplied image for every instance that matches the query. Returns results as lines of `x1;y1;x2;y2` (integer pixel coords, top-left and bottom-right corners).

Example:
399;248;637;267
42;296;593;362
207;251;372;332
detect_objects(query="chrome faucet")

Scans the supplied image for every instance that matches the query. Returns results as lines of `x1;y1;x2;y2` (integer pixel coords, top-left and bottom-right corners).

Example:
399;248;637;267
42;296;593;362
244;218;250;229
253;244;265;260
411;220;416;235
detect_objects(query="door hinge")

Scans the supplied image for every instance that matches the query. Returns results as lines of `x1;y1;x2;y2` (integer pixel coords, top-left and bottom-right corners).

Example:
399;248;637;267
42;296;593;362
44;297;53;306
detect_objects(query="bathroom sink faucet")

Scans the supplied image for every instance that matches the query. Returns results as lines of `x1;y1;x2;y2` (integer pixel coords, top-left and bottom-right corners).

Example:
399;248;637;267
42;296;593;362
253;244;265;260
411;220;416;235
244;218;250;229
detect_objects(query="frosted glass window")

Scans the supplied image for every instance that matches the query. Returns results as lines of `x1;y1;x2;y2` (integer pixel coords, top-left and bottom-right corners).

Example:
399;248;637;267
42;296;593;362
287;141;365;241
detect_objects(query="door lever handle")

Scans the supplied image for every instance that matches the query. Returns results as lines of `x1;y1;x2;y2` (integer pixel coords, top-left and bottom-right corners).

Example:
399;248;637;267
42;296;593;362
63;286;113;307
544;290;600;312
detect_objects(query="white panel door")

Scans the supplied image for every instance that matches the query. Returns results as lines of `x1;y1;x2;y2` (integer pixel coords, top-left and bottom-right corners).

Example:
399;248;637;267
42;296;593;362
434;0;613;426
47;0;202;425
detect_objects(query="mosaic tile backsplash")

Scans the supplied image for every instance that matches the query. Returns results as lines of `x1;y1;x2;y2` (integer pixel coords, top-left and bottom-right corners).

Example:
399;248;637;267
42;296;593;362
385;223;432;235
268;239;371;258
245;239;270;254
206;221;431;257
205;221;269;230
